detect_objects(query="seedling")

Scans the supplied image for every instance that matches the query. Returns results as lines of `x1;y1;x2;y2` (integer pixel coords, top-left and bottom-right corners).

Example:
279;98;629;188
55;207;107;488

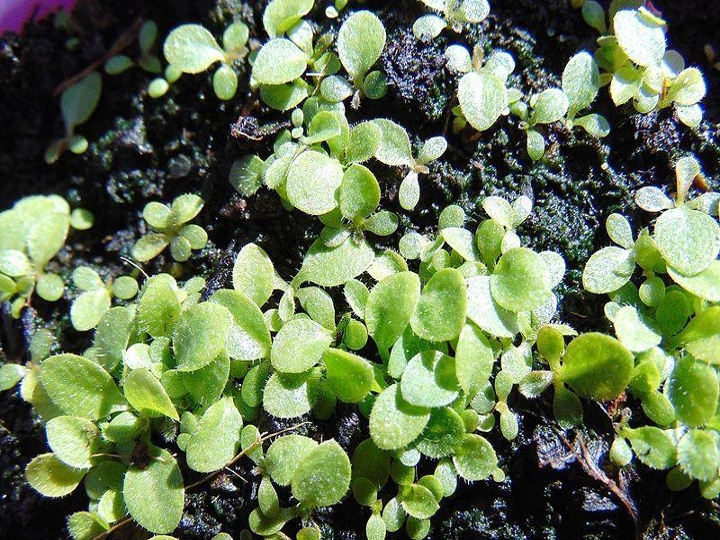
413;0;490;40
132;194;208;263
0;195;92;317
162;21;250;100
105;20;162;76
45;72;102;163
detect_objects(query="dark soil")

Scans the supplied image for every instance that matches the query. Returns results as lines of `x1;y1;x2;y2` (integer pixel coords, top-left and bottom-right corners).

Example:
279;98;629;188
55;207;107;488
1;0;720;539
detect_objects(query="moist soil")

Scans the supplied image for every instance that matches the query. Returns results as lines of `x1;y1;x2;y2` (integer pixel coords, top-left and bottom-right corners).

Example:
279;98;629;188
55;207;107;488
1;0;720;538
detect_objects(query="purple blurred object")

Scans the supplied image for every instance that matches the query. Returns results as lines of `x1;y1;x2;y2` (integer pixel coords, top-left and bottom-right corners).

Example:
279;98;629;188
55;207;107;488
0;0;77;33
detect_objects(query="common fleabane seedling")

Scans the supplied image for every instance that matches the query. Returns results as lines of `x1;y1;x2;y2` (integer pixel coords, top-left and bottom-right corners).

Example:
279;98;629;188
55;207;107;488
132;194;208;263
45;72;102;163
162;21;250;100
413;0;490;40
0;195;93;317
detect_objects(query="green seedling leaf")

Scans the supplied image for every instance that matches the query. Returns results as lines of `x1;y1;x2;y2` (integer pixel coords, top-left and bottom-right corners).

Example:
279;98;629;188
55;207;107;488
95;307;136;371
71;289;112;332
417;136;447;165
0;363;27;391
265;434;318;486
133;233;170;262
654;207;720;276
28;212;70;268
415;407;466;458
124;368;178;420
668;358;719;427
298;234;375;287
123;448;184;534
223;21;249;52
187;397;242;473
137;277;181;338
370;384;430;450
339;164;381;220
181;351;230;407
297;286;336;330
271;318;332;373
302;111;343;145
365;212;399;237
399;171;420;211
352;439;391;487
263;0;314;38
667;68;706;106
26;453;86;497
213;64;238;100
337;11;386;80
261;79;310;111
530;88;569;124
401;350;459;408
573;113;611;138
559;333;634;401
347;122;382;163
321;75;354;102
466;275;519;338
61;72;102;132
411;268;466;342
233;243;275;307
413;14;446;41
382;497;407;533
46;416;98;469
455;323;494;395
292;439;351;507
398;484;439;520
677;306;720;363
35;273;63;302
613;306;662;352
259;476;280;516
678;430;719;481
172;303;233;371
230;155;265;198
582;246;635;294
562;51;600;114
526;129;545;161
249;506;295;536
253;39;307;85
365;272;421;353
635;186;674;213
286;151;344;215
210;289;271;360
164;24;225;74
323;348;374;402
490;247;552;312
624;427;676;469
452;433;498;481
39;354;125;420
372;119;413;166
263;372;317;418
606;214;635;249
613;8;666;67
458;71;508;132
67;511;108;540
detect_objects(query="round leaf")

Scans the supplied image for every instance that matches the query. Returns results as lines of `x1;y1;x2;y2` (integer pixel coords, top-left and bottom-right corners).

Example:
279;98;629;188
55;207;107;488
210;289;271;361
490;247;552;312
410;268;467;342
39;354;125;420
613;9;666;67
369;384;430;450
253;39;307;85
164;24;225;74
337;11;386;79
654;207;720;276
292;440;351;507
452;434;498;481
366;272;421;352
286;151;344;215
559;333;634;401
123;448;184;534
271;318;332;373
172;303;233;372
26;453;86;497
264;434;318;486
186;397;243;473
46;416;99;469
401;350;459;408
668;358;719;427
323;348;374;403
582;246;635;294
458;71;508;132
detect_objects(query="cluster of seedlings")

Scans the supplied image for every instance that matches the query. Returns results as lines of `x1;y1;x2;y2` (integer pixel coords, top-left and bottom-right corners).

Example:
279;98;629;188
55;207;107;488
1;0;718;539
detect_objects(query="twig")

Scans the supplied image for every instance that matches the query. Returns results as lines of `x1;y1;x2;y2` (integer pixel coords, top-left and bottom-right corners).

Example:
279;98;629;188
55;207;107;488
54;18;144;97
186;421;310;491
555;429;640;537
